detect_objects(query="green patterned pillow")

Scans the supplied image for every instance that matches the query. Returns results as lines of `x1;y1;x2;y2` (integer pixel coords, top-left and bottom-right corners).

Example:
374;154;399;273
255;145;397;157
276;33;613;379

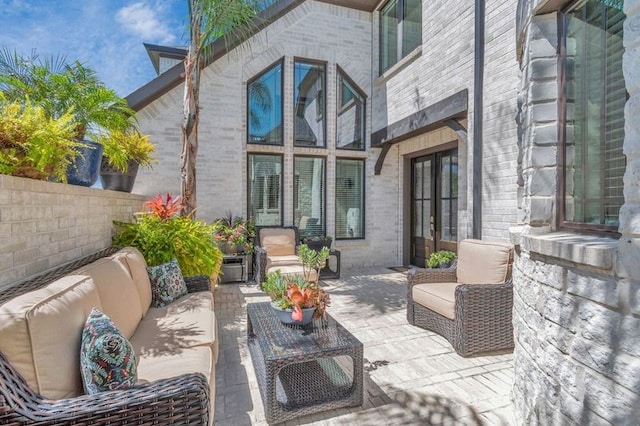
80;308;137;395
147;259;188;308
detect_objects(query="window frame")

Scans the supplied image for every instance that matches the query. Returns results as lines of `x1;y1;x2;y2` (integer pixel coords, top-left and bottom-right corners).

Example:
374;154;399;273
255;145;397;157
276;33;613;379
293;155;327;237
335;157;366;240
379;0;422;75
336;65;367;151
293;57;328;148
557;0;625;236
246;58;285;146
246;152;284;227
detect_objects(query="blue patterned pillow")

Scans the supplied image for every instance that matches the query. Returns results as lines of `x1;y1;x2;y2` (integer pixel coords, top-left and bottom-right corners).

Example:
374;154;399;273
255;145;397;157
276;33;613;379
147;259;188;308
80;308;137;395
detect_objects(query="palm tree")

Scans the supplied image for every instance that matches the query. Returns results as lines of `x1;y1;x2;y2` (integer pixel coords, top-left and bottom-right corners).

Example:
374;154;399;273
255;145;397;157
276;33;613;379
181;0;261;216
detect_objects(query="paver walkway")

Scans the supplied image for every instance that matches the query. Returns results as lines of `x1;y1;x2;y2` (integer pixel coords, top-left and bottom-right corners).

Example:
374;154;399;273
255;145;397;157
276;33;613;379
213;267;515;425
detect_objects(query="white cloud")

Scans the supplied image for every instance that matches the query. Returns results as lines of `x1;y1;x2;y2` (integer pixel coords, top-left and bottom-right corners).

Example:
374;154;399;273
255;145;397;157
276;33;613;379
116;1;176;45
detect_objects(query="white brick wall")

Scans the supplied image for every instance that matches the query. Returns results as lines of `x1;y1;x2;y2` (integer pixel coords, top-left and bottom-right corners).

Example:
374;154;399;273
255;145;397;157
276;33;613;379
0;175;145;289
134;0;520;270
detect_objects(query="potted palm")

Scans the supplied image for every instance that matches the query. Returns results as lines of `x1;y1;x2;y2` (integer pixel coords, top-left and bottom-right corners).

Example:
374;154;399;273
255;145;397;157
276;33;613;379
0;49;135;186
98;130;155;192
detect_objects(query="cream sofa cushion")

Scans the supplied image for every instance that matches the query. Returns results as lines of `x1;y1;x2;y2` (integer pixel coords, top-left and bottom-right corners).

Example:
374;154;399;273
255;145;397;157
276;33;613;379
412;282;457;320
113;247;152;316
260;228;296;256
131;292;218;363
456;239;514;285
0;275;102;399
136;345;214;425
73;257;142;339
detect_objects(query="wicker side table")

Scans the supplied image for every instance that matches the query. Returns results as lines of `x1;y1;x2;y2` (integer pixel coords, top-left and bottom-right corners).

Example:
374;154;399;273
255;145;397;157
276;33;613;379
247;302;363;424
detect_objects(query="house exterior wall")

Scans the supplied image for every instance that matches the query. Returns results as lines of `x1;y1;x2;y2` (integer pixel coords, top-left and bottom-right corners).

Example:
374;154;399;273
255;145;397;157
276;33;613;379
512;0;640;423
133;0;520;271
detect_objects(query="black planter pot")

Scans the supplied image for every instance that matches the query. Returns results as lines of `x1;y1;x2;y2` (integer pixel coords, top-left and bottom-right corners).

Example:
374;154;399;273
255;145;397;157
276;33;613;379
66;140;103;187
304;240;332;252
100;159;139;193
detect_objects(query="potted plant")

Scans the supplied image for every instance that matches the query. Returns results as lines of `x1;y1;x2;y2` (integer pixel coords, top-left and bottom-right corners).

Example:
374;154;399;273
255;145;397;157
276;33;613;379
0;98;82;182
98;130;155;192
262;245;331;325
0;49;135;186
302;235;333;252
212;213;255;254
112;193;224;281
427;250;457;269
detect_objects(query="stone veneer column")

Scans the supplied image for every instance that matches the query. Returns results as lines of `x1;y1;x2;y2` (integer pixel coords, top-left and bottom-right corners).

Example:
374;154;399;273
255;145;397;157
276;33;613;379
513;1;640;424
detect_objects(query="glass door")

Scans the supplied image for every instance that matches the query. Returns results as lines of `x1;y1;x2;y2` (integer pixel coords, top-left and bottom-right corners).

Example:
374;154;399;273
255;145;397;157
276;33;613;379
411;148;458;266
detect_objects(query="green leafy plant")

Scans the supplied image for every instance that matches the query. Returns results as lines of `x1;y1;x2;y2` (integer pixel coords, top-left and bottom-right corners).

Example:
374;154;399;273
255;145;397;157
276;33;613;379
298;244;330;284
0;49;134;141
0;99;81;182
212;212;255;253
113;194;222;278
98;129;155;172
427;250;456;269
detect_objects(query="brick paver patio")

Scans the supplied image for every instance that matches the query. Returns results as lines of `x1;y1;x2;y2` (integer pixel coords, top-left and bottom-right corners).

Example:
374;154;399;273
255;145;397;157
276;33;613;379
214;267;515;425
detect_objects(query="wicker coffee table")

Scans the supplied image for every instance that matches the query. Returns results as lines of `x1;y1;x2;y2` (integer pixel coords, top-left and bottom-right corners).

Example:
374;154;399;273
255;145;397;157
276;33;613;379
247;302;363;424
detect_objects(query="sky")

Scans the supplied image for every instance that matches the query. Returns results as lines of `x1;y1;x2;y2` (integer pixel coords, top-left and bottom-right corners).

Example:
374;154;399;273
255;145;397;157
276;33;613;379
0;0;190;97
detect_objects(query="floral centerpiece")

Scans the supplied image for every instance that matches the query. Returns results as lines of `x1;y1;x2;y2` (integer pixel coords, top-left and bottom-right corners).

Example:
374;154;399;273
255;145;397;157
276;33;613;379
212;213;255;254
262;245;331;325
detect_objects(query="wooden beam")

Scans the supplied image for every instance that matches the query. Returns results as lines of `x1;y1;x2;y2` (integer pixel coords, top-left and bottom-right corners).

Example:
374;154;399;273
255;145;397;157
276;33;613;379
371;89;468;147
374;144;392;175
444;119;468;144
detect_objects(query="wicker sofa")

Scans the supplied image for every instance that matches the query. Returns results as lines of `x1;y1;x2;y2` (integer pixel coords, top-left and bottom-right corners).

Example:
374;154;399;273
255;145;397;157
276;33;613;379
0;247;216;425
407;239;515;357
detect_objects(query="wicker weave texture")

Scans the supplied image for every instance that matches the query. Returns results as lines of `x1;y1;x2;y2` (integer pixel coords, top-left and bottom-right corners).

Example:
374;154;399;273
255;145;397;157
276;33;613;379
407;262;515;357
247;302;363;424
0;247;212;425
253;226;300;285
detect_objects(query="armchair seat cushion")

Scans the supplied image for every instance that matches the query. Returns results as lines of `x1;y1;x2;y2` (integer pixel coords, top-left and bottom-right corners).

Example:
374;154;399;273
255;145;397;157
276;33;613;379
412;283;457;320
266;255;302;268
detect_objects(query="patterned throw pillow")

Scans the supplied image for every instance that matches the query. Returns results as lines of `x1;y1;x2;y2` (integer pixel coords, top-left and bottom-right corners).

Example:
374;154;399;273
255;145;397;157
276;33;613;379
147;259;188;308
80;308;137;395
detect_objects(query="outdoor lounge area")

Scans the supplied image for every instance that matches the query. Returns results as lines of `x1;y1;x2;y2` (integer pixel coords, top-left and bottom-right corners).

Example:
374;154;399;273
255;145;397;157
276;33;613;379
214;268;514;425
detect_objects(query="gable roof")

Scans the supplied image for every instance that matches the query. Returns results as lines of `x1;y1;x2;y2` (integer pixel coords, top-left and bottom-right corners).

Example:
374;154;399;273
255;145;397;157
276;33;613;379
125;0;377;111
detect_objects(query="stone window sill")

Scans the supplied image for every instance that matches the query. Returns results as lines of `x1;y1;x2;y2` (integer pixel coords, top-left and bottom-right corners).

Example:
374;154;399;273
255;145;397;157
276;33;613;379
510;228;618;270
374;47;422;86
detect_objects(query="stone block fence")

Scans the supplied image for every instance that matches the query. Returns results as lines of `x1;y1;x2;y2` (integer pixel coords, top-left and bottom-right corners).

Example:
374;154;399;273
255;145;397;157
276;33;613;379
0;175;146;289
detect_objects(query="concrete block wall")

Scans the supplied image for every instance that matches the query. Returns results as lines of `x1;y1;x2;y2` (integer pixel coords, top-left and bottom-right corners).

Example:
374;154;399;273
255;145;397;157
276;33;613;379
512;2;640;423
0;175;145;289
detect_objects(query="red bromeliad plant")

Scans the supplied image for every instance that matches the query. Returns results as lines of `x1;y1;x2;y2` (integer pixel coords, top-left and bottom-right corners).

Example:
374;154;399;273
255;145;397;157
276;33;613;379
263;272;330;322
144;193;184;219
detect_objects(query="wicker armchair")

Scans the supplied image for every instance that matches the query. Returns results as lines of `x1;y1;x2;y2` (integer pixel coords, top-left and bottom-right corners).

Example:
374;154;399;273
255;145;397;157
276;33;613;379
253;226;301;285
407;239;515;357
0;248;211;425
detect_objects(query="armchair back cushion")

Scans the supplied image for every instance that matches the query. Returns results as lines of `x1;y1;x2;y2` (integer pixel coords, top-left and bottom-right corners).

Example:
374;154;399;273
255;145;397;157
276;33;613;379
456;239;514;285
0;275;102;399
259;228;297;256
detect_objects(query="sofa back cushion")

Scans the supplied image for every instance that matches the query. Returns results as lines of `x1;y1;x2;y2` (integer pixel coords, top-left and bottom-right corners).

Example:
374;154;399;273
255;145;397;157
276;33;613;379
0;275;102;399
259;228;297;256
113;247;152;316
73;257;142;338
456;239;514;285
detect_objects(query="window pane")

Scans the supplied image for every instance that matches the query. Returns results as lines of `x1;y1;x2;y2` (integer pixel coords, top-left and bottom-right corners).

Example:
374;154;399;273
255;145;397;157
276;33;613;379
337;72;366;150
380;0;398;74
336;159;365;239
294;156;325;238
248;62;282;145
402;0;422;56
294;61;325;147
564;0;625;227
248;154;282;226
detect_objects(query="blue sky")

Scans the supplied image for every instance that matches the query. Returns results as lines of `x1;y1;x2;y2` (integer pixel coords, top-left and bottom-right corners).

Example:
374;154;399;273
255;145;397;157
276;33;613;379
0;0;189;96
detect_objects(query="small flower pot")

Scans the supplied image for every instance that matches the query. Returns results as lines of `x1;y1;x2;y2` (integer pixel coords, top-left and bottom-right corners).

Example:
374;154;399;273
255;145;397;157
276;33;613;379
270;303;316;325
100;159;139;193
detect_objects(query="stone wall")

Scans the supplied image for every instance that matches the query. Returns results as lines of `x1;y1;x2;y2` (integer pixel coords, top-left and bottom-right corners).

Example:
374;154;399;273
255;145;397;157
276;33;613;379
0;175;145;289
512;1;640;423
